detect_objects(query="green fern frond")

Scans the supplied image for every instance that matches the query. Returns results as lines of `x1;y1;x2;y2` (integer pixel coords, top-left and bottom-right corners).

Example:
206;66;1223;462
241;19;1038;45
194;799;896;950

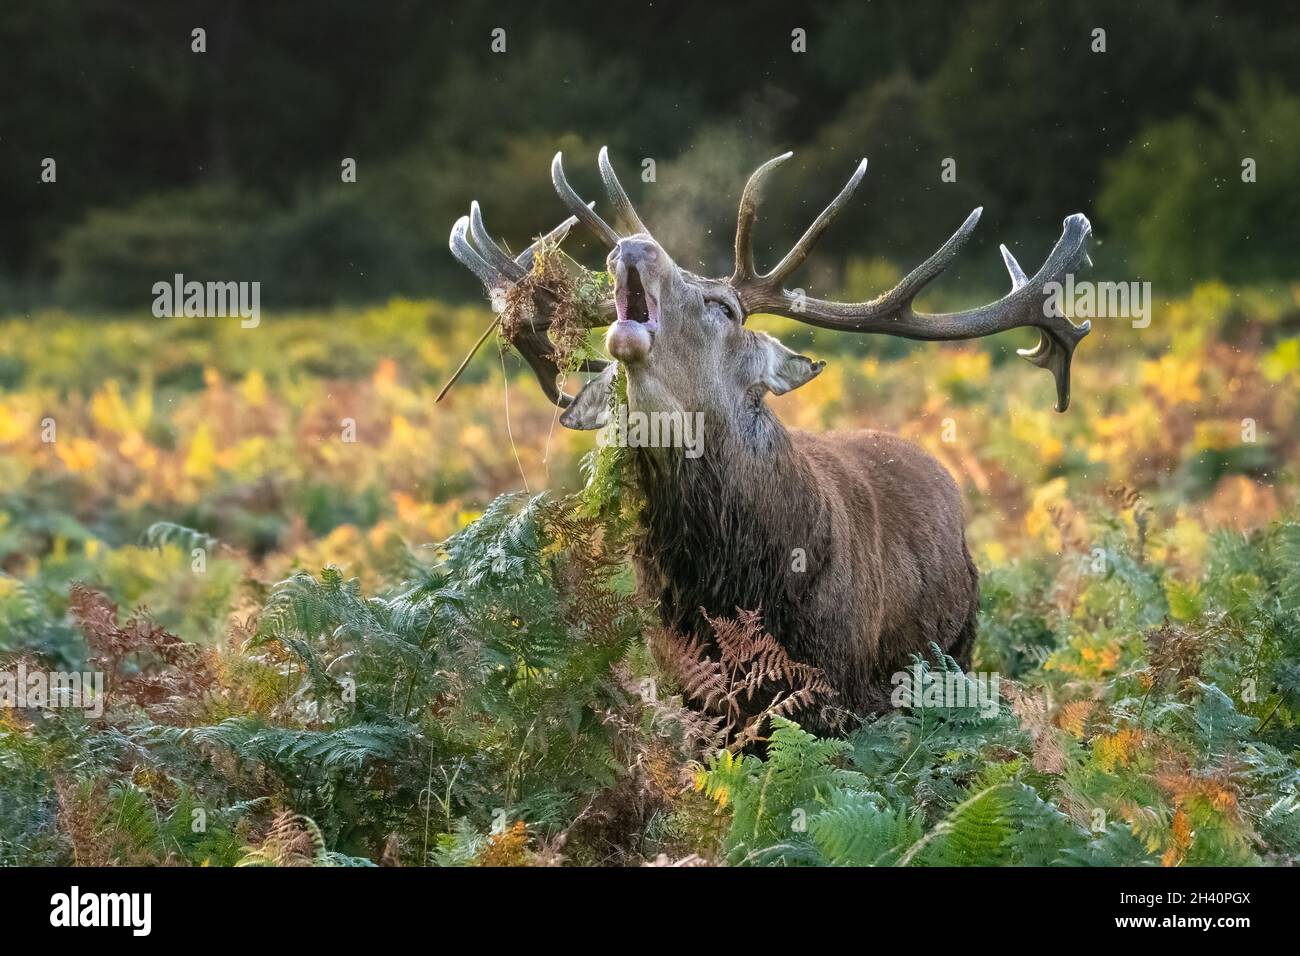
809;792;922;866
143;521;220;555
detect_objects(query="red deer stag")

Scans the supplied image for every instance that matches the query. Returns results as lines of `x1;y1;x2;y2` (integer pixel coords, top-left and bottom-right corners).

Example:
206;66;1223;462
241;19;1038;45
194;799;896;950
447;149;1091;729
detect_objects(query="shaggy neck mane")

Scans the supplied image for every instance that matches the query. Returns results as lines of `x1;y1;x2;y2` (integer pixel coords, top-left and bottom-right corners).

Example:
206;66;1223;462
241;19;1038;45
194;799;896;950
631;406;832;649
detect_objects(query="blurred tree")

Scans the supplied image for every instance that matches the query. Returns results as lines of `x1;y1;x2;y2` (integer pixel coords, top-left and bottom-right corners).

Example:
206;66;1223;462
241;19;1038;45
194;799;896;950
2;0;1296;308
1098;78;1300;286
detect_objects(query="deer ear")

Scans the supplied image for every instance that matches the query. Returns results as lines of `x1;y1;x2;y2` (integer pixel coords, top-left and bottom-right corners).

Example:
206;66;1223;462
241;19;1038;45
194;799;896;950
559;363;618;430
759;334;825;395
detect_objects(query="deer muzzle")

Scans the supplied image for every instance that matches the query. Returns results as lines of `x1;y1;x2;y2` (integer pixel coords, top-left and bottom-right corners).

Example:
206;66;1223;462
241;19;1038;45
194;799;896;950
607;242;662;364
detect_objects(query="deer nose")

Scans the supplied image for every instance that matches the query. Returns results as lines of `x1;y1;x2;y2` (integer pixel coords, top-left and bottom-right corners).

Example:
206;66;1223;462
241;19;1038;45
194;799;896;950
613;238;660;271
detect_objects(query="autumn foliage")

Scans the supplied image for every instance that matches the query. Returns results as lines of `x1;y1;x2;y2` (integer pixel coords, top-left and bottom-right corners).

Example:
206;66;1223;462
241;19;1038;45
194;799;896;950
2;282;1300;865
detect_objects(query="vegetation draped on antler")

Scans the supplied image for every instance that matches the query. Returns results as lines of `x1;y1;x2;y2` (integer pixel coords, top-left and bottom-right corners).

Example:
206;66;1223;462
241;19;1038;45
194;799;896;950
442;201;613;407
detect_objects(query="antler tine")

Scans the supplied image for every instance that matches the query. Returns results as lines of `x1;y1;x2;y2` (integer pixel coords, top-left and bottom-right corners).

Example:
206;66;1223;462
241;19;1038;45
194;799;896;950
449;215;502;289
764;158;868;288
516;209;582;271
459;202;601;313
999;243;1029;289
513;202;614;273
552;152;621;249
468;201;526;282
598;146;649;237
1006;217;1093;412
732;151;793;284
841;207;985;318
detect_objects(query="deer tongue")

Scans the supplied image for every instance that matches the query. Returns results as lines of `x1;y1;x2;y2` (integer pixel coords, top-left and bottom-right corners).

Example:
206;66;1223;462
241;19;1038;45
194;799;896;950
607;317;653;362
617;266;650;324
609;265;656;362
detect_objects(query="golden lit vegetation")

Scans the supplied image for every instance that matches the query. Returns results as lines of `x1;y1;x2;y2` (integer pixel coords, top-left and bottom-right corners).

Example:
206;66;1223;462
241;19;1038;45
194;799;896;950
2;281;1299;865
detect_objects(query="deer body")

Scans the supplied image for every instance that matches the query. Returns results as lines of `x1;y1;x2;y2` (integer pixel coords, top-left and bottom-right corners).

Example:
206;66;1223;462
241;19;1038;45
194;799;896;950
448;147;1091;726
633;422;978;728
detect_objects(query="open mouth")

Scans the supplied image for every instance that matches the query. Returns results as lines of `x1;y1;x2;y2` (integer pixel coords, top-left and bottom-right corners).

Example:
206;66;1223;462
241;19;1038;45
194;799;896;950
623;266;650;323
615;265;658;329
608;264;659;362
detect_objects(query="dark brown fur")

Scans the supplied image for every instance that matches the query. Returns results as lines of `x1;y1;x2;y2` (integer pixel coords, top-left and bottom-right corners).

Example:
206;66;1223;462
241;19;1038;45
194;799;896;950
633;411;978;732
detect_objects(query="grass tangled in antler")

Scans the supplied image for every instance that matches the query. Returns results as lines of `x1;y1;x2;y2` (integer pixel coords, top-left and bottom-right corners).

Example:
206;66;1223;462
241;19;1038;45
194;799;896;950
499;238;612;375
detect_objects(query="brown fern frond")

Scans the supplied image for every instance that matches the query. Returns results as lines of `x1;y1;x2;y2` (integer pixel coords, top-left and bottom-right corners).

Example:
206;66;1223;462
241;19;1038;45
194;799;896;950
650;608;841;749
541;499;645;651
1057;699;1099;739
1005;683;1068;774
67;584;216;719
1144;618;1227;692
500;244;584;374
648;629;727;711
1155;762;1245;821
237;811;327;867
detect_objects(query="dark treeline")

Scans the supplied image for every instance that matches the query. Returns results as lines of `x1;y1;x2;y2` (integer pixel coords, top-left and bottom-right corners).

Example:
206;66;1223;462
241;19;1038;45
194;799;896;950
2;0;1297;310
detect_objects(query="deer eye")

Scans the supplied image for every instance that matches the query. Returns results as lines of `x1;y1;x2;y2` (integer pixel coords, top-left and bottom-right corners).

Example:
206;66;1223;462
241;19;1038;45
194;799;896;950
705;297;737;322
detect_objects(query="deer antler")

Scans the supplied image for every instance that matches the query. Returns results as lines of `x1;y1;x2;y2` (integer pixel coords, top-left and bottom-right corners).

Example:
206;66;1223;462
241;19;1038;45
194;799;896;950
731;154;1093;412
551;147;653;246
444;204;611;407
443;149;652;406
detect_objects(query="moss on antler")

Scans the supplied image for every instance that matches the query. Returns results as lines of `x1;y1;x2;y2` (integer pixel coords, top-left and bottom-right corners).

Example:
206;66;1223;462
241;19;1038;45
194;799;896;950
499;238;612;375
